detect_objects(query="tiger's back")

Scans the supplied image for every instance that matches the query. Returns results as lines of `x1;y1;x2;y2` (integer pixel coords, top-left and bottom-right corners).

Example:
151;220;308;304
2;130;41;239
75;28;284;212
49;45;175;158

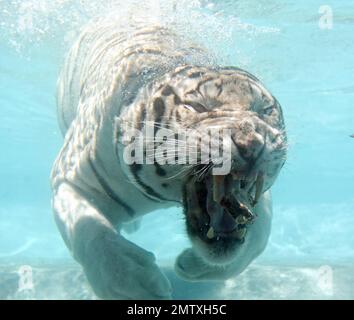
56;17;211;136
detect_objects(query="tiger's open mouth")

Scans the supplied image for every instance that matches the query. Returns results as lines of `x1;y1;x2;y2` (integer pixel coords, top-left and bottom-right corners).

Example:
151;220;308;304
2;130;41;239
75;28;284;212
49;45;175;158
184;171;265;243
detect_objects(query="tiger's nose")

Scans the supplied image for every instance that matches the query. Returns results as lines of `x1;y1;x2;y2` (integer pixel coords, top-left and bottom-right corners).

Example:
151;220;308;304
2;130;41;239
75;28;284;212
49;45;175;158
232;119;265;160
236;135;264;160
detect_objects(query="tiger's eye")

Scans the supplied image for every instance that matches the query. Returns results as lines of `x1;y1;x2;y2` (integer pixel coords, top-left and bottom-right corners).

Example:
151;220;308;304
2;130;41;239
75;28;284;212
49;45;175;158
263;105;274;115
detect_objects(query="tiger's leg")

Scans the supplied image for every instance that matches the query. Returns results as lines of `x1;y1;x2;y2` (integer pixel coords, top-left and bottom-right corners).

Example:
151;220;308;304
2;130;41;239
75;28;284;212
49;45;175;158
52;183;172;299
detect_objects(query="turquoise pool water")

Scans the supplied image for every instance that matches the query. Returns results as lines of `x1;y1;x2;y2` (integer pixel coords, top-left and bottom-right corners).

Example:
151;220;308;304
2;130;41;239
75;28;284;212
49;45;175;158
0;0;353;299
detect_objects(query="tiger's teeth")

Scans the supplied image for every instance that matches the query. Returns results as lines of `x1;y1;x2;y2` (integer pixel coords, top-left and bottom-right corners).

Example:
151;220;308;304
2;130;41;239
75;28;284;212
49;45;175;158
234;227;247;240
206;226;215;239
253;173;264;206
213;175;225;203
235;215;248;225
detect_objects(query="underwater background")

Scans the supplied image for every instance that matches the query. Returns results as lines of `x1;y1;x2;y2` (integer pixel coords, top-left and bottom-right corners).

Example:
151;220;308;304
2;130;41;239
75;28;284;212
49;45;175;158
0;0;353;299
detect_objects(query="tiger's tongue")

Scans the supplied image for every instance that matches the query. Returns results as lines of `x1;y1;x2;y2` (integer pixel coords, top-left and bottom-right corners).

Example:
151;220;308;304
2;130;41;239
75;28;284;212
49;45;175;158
206;175;237;233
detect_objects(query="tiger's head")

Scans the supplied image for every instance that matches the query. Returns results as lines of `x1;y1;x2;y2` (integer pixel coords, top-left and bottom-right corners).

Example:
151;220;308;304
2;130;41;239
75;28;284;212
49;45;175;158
162;66;286;264
119;65;287;265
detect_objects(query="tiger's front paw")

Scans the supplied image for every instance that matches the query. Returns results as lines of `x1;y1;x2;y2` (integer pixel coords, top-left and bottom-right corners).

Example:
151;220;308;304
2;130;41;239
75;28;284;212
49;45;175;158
82;233;172;299
175;248;232;281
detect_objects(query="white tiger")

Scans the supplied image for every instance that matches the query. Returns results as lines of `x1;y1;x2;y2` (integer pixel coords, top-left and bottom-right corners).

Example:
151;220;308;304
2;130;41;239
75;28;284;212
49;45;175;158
51;16;287;299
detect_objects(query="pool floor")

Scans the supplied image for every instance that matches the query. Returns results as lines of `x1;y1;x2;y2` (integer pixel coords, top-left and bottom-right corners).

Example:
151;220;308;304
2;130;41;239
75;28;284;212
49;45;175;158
1;261;353;300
